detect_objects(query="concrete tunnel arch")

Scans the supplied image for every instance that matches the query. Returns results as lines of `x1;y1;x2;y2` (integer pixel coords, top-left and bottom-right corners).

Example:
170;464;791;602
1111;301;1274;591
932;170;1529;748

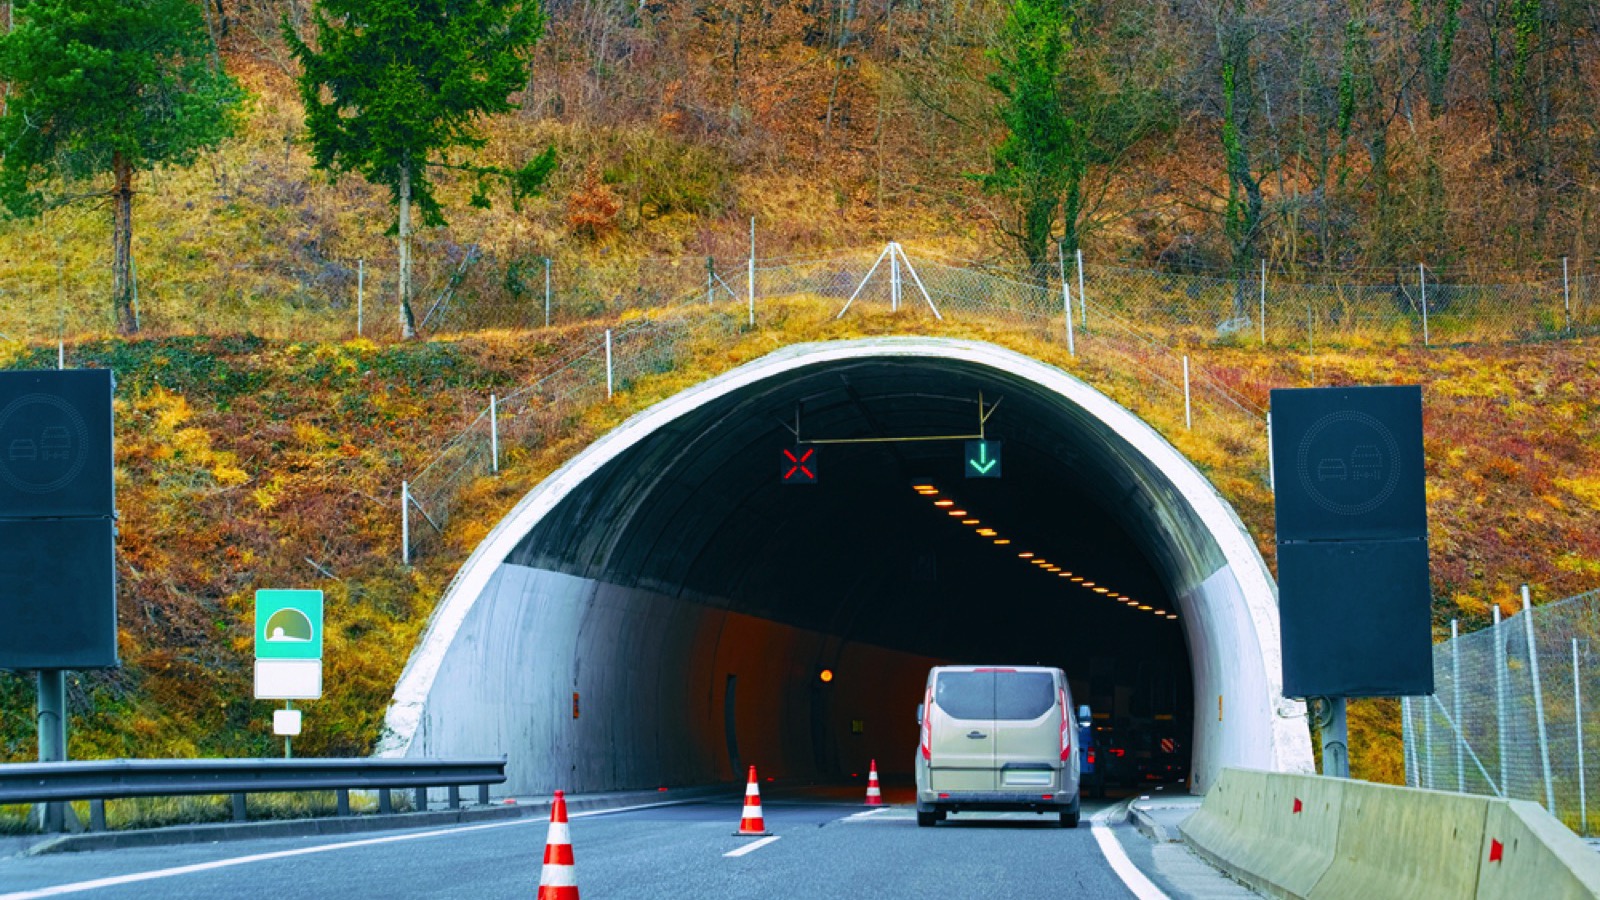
378;338;1314;794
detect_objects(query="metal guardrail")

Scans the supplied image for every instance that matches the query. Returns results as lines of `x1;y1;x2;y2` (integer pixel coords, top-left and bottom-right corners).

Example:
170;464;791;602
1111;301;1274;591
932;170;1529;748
0;757;507;832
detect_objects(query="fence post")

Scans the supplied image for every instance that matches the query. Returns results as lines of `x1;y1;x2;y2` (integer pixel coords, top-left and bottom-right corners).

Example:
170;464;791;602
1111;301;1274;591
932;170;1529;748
605;329;614;398
1307;298;1314;351
707;256;714;306
1402;696;1416;786
1266;412;1275;494
1524;584;1557;815
1576;637;1588;835
1058;242;1075;356
1423;694;1434;789
1420;263;1430;347
1494;604;1508;797
1075;249;1087;330
544;258;551;328
748;217;756;327
1183;355;1192;430
1452;619;1464;792
1259;258;1267;346
357;259;364;337
490;394;499;474
57;341;64;370
401;480;410;566
1564;257;1572;332
890;243;902;311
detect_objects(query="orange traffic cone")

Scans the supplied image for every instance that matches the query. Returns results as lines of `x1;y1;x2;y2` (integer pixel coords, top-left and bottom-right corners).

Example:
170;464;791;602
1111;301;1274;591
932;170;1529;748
537;790;578;900
735;765;771;836
864;759;883;806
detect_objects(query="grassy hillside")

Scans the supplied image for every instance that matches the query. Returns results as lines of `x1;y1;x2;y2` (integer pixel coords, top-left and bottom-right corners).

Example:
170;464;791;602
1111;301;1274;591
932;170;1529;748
2;301;1597;792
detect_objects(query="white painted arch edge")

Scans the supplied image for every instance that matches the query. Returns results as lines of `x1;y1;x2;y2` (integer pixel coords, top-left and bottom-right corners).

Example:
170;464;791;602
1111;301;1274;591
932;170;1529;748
377;337;1313;774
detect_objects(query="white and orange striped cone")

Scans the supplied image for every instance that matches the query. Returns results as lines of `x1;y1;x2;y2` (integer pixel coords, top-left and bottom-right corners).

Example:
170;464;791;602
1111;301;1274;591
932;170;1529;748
864;759;883;806
537;790;578;900
734;765;771;836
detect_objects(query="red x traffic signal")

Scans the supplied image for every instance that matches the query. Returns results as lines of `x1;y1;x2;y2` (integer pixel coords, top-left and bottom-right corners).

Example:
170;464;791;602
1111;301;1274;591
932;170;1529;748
781;447;817;484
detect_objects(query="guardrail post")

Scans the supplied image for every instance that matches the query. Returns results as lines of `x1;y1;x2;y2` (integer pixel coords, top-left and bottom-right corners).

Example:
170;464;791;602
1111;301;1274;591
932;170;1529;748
89;799;106;832
448;785;461;810
337;788;351;817
414;786;428;813
478;784;490;806
232;793;247;822
379;788;393;815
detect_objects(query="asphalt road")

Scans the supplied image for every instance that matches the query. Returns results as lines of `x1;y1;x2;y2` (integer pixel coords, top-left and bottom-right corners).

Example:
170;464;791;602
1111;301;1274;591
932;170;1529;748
0;787;1243;899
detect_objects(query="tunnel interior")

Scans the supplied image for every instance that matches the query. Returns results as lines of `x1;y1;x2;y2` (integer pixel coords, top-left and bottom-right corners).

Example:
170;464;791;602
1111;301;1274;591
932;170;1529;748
385;341;1305;796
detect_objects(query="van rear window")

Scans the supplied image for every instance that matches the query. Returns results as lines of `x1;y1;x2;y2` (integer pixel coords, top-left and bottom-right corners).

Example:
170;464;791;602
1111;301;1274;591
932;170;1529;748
995;672;1056;720
934;672;994;719
935;671;1057;720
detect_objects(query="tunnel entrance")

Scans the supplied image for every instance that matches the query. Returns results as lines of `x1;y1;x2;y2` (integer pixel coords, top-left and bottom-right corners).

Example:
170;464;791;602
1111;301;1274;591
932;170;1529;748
380;339;1313;795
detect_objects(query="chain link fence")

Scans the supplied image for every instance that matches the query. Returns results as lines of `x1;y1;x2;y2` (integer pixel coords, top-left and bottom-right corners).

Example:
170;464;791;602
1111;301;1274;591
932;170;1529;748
1404;588;1600;836
400;243;1277;560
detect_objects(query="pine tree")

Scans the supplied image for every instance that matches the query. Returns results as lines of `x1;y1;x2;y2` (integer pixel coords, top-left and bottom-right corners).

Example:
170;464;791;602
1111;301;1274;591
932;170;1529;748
0;0;243;334
285;0;556;339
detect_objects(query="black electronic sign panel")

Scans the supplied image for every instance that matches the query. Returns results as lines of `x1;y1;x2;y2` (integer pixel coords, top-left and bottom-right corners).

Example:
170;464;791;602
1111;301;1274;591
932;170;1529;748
1270;385;1424;543
1278;539;1433;697
0;517;118;669
1271;385;1432;698
0;369;115;519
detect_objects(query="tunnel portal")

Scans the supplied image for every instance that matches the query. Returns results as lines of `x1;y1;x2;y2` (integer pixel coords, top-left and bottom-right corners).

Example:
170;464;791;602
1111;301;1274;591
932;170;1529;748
379;338;1314;794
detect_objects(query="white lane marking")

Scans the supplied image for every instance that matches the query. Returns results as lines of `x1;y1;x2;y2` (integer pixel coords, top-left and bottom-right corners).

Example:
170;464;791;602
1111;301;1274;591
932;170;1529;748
723;835;780;858
0;797;704;900
1090;805;1171;900
839;808;892;822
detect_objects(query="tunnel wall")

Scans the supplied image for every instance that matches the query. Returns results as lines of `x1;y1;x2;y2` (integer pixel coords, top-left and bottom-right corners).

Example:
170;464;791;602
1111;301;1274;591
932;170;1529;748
406;561;942;794
381;338;1314;793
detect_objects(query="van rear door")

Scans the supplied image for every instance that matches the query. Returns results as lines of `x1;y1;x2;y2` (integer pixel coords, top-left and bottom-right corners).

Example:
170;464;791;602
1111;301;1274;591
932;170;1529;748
992;670;1066;790
928;669;996;791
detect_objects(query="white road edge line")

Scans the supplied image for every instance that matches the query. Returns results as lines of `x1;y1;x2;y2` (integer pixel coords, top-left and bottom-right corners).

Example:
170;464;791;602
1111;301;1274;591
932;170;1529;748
723;835;780;858
0;797;706;900
1090;805;1170;900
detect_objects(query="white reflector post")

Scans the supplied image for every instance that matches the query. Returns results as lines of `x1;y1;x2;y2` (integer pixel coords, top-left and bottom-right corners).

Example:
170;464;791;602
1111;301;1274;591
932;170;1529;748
273;708;303;736
255;659;324;700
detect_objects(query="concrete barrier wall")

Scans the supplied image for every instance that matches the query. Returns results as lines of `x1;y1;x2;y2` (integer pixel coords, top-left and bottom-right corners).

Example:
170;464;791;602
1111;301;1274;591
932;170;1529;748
1182;768;1600;899
408;562;943;794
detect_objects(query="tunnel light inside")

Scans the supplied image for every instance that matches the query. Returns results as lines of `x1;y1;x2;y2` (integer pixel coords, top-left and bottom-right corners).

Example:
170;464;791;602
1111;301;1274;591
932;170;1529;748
1070;577;1084;582
1138;605;1153;611
994;539;1011;545
1166;614;1178;620
948;509;967;516
934;500;954;507
1082;582;1096;587
913;484;936;492
1018;551;1035;558
978;528;997;536
1093;587;1109;594
961;519;980;525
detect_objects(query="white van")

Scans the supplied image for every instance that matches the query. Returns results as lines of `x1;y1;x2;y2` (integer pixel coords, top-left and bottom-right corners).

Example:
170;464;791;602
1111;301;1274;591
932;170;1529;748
914;665;1081;828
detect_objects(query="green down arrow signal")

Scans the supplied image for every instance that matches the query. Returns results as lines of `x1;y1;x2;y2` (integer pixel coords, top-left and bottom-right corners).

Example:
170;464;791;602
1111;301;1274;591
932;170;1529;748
965;440;1001;478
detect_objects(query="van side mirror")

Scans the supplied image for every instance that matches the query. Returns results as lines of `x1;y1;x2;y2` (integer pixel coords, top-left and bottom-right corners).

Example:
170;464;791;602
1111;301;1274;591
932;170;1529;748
1077;705;1092;721
916;703;924;726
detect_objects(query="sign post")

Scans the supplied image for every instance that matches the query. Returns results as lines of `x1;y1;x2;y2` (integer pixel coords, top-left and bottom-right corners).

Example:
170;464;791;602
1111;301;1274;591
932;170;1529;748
255;589;324;756
1270;385;1432;778
0;370;118;832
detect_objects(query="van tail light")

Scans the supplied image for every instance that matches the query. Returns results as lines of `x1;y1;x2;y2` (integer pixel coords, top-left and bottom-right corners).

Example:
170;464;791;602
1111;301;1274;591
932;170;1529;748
921;685;934;761
1087;748;1097;766
1059;689;1071;761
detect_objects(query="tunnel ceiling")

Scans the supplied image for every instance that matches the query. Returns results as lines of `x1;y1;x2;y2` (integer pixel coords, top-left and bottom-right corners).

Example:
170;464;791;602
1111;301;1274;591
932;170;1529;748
510;355;1208;665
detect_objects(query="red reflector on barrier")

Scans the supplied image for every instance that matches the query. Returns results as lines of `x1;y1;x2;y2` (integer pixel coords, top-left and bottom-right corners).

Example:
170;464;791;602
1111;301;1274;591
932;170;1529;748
1293;798;1303;814
1490;839;1504;863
